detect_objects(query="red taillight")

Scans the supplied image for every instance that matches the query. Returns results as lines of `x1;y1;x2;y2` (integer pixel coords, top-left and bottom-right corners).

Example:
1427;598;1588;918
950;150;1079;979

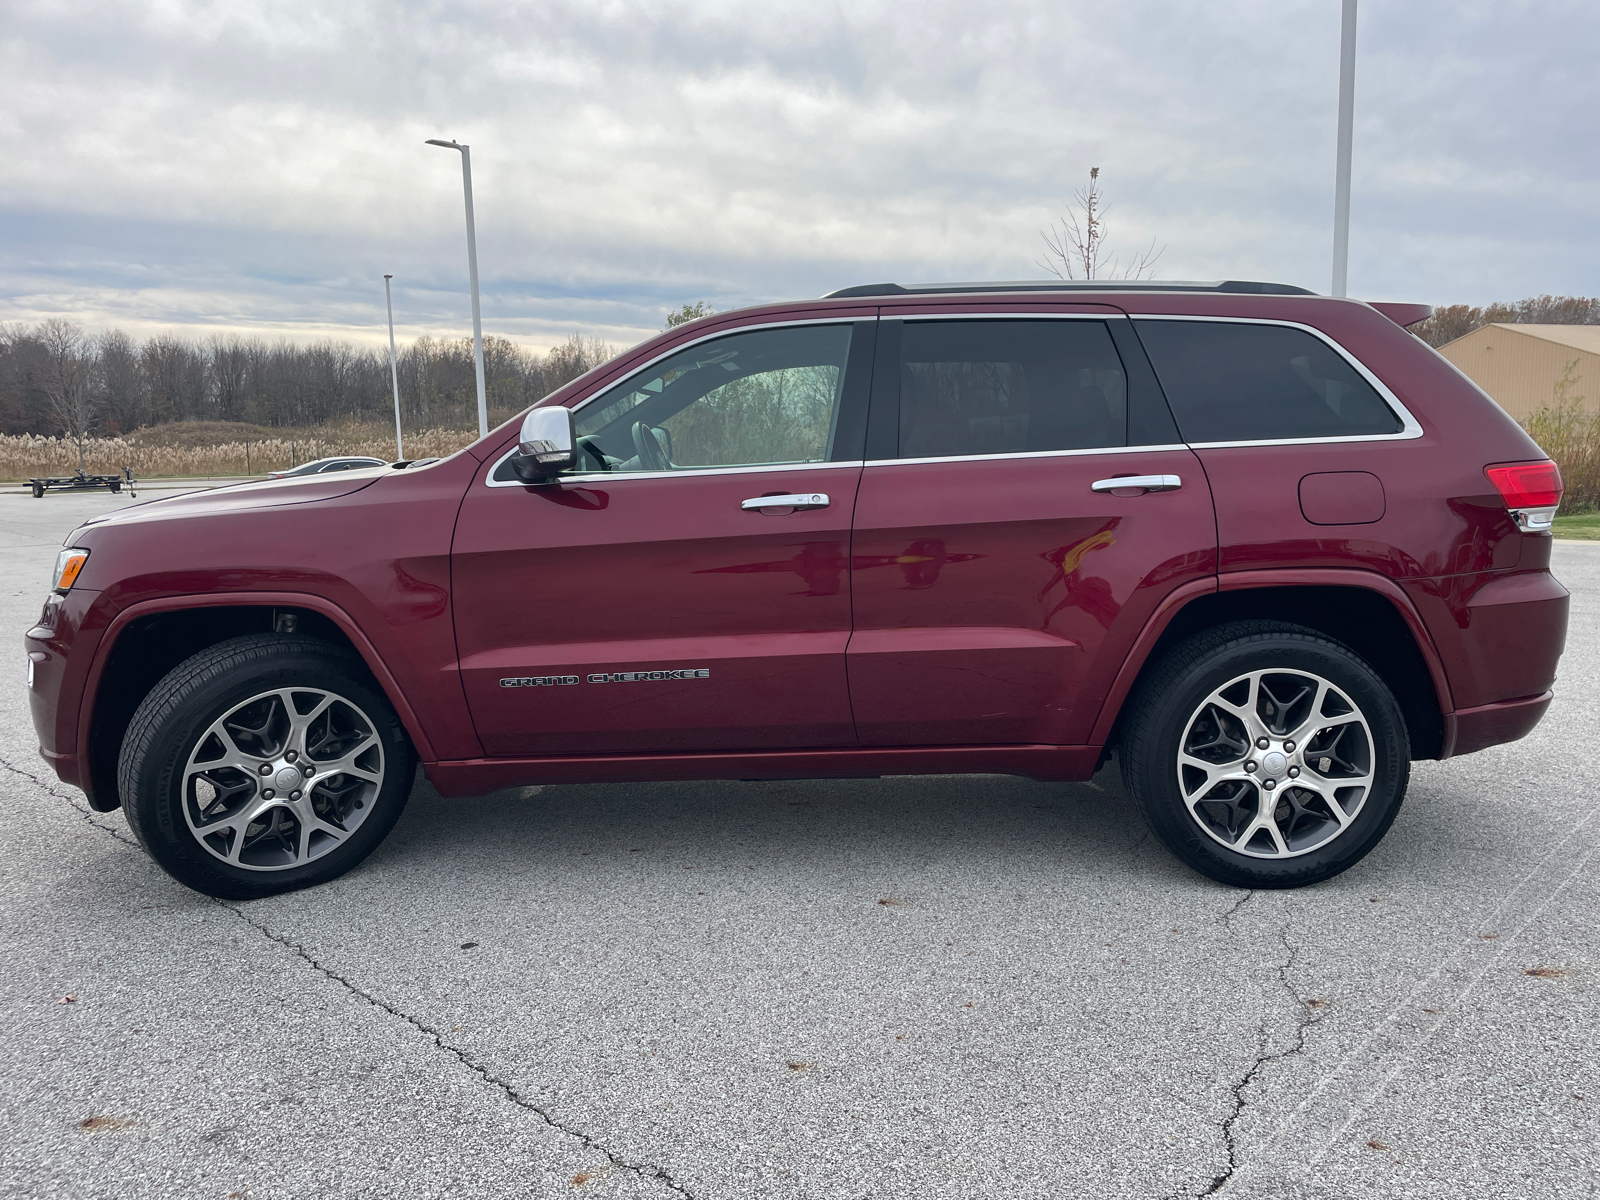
1486;461;1562;507
1485;460;1562;531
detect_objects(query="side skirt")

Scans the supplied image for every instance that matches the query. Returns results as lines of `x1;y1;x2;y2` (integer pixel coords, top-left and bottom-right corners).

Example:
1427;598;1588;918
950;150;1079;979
423;743;1101;796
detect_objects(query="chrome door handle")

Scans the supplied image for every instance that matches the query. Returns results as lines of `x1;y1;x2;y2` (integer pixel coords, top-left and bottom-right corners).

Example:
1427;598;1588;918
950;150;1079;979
1090;474;1182;493
740;492;830;511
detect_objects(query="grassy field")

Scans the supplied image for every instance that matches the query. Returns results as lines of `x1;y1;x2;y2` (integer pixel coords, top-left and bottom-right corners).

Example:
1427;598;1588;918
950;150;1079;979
0;420;501;481
1553;512;1600;540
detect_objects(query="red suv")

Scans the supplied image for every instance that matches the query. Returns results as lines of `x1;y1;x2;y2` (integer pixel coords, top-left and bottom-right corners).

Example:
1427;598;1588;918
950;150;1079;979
27;282;1569;899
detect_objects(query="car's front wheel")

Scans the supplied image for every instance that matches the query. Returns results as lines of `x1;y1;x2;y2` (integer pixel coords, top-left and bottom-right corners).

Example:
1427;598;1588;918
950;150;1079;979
1121;621;1409;888
118;634;414;899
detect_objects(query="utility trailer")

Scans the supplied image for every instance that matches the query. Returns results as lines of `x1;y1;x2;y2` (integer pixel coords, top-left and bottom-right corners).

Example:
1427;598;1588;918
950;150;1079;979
29;467;136;499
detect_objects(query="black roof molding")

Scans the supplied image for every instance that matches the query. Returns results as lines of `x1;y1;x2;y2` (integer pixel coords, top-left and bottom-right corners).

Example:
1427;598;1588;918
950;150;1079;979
824;280;1317;298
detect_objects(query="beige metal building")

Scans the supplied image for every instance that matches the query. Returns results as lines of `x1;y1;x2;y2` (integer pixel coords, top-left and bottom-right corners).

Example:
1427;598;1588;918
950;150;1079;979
1438;323;1600;421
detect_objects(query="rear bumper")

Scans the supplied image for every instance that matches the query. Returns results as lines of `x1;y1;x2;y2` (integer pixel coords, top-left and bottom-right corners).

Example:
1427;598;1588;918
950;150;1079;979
1442;691;1553;759
1406;568;1569;713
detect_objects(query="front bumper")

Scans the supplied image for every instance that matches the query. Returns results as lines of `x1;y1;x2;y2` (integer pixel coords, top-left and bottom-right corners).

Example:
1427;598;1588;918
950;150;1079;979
24;588;106;797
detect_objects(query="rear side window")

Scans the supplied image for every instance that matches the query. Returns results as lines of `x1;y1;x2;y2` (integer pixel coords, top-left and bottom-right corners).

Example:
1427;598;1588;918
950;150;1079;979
1134;320;1402;443
897;320;1127;458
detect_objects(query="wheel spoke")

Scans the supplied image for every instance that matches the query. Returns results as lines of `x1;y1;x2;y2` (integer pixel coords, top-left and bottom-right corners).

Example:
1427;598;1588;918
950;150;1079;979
1178;753;1251;795
1284;774;1353;830
314;746;381;784
1207;672;1267;739
285;690;336;755
303;811;349;853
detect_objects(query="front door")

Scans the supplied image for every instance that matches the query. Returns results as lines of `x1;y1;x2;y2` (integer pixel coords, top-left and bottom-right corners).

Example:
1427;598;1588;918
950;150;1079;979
847;313;1217;747
452;319;875;756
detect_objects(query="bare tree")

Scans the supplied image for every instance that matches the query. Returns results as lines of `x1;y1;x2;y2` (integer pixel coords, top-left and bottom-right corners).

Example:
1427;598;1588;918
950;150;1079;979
93;329;144;434
665;301;716;329
37;320;98;470
542;334;615;393
1038;167;1162;281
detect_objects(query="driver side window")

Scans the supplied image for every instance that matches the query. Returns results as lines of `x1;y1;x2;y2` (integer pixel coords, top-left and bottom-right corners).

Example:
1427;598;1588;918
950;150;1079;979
570;324;853;473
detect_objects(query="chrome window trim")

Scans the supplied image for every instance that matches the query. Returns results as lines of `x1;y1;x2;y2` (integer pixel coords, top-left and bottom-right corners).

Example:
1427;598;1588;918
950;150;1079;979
486;453;865;488
1128;313;1424;446
485;310;1423;486
895;311;1116;321
484;315;863;488
881;310;1421;460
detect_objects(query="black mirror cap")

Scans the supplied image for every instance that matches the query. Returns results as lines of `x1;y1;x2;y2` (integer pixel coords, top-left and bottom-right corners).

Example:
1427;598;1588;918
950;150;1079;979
508;447;576;483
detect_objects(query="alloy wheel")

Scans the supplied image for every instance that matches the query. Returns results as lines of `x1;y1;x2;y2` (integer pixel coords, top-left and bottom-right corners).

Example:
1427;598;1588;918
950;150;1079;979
1175;669;1376;858
181;687;386;871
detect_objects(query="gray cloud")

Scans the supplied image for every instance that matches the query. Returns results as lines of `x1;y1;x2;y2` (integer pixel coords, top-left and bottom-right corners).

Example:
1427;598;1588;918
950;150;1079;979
3;0;1596;351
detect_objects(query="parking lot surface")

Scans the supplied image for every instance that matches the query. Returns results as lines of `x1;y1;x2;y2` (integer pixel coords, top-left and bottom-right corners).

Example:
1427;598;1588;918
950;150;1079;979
2;489;1596;1199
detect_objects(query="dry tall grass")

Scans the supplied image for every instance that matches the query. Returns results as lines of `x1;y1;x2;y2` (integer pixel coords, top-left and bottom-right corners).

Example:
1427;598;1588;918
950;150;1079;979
0;425;479;481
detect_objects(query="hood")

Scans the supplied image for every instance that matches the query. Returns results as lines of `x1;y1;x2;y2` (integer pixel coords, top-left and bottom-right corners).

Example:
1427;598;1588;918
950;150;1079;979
70;468;387;538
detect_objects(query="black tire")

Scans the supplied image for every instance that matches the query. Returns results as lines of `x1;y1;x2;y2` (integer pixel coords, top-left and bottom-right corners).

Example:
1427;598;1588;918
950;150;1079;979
118;634;414;900
1121;620;1409;889
32;483;44;498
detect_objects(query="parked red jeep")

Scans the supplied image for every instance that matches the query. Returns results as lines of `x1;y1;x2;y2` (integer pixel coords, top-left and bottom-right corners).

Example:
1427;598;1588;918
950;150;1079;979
27;282;1569;898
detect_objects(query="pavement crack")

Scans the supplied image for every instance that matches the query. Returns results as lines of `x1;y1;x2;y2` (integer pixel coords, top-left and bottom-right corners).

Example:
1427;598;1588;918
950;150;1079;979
1218;889;1255;927
12;755;693;1197
1190;922;1322;1198
0;752;140;847
223;906;696;1199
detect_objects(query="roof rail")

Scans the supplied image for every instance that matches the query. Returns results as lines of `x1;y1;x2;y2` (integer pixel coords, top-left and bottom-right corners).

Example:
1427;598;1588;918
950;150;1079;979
823;280;1317;299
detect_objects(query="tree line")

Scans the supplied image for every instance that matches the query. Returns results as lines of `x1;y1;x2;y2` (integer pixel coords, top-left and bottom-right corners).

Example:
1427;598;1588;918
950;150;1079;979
0;320;617;449
5;291;1593;454
1408;295;1600;348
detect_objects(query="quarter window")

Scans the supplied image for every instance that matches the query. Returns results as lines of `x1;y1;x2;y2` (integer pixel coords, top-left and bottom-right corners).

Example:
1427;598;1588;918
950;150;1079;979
567;324;853;473
895;320;1128;458
1133;320;1403;443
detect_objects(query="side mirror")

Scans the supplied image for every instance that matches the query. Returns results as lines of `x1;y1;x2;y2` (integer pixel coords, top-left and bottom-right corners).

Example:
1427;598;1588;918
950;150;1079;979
510;407;577;483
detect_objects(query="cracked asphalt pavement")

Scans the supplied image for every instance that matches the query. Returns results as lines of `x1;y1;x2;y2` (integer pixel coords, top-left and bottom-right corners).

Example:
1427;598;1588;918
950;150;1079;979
2;491;1596;1199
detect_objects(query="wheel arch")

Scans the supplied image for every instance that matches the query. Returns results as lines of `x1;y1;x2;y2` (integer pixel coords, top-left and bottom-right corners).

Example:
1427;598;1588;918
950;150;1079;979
1095;572;1454;761
78;593;435;812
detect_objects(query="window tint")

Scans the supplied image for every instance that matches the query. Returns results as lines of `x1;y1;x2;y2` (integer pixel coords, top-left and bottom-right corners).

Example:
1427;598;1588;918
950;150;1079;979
563;324;852;474
896;320;1126;458
1133;320;1402;443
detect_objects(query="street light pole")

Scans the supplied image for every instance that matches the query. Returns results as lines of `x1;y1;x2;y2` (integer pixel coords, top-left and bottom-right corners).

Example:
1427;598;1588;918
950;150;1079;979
1331;0;1358;297
425;138;489;437
383;274;403;461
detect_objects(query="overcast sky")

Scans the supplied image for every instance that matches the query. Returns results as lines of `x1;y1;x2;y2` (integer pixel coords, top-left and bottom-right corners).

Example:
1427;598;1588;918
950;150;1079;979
3;0;1596;354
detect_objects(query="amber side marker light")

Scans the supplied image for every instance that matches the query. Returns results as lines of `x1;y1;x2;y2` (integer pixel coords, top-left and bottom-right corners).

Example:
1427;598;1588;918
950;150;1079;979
52;548;89;594
1485;461;1563;532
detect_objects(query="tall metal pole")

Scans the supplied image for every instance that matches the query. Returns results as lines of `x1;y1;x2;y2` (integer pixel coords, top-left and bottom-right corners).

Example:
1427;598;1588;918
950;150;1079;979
426;138;489;437
1331;0;1358;297
383;274;403;460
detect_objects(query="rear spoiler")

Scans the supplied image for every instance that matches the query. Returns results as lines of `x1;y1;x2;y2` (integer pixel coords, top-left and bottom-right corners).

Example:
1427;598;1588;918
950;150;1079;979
1369;302;1433;329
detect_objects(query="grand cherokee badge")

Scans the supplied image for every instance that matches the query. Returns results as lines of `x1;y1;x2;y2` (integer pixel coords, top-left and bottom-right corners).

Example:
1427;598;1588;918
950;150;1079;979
500;668;710;688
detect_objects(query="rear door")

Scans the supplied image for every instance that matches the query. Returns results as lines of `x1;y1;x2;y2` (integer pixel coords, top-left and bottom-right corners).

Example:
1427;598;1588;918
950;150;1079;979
452;318;875;756
846;309;1217;747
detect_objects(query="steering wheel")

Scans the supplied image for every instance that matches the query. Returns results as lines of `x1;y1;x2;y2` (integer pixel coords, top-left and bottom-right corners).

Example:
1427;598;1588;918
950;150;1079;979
631;421;671;471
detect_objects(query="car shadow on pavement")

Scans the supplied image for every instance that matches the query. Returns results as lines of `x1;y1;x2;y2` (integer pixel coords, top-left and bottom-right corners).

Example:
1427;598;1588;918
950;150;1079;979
362;758;1201;891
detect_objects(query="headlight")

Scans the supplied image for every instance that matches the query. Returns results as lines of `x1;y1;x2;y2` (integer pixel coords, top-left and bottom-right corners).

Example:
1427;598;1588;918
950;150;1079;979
52;548;90;594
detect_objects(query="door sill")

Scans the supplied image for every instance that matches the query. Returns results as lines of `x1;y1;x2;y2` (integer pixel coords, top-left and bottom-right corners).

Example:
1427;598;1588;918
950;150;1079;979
424;743;1100;795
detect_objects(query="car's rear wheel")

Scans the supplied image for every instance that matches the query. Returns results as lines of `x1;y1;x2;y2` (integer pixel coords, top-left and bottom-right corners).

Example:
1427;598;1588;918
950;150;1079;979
1121;621;1409;888
118;634;413;899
